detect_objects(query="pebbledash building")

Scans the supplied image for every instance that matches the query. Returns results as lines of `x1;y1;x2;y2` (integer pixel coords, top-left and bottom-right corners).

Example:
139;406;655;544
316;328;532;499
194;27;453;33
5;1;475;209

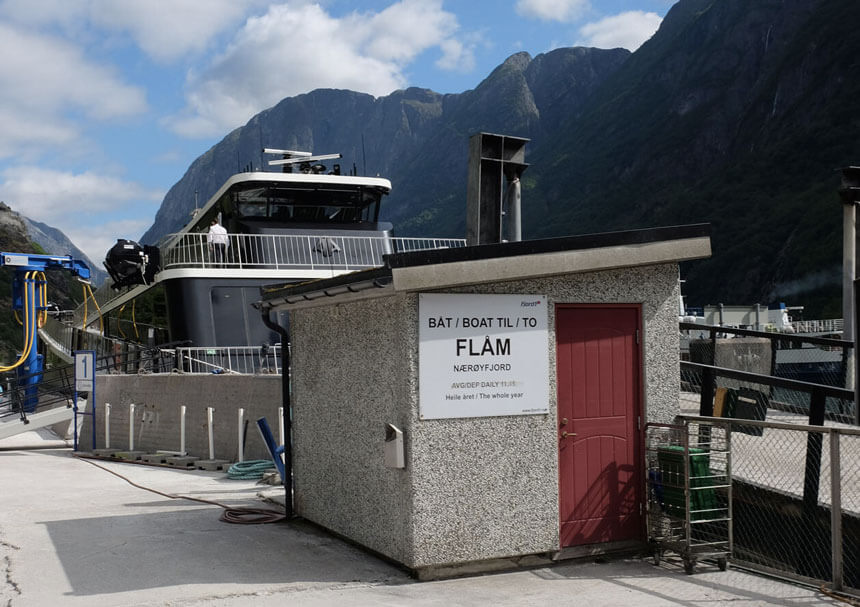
258;209;710;577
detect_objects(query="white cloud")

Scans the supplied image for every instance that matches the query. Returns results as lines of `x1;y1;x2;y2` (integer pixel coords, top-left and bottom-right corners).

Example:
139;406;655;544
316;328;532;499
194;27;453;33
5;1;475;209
436;38;474;72
0;23;147;159
166;0;473;138
0;0;270;63
67;219;154;267
0;166;162;262
577;11;662;51
515;0;589;23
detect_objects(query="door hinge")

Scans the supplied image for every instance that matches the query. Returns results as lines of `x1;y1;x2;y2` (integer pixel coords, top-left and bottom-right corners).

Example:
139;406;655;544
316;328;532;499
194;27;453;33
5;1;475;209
639;502;643;515
635;329;640;344
637;416;641;431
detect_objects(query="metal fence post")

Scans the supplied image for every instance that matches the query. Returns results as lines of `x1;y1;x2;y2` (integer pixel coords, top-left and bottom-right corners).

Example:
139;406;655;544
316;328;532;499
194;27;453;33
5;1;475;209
700;365;715;417
800;389;826;578
709;327;717;365
830;429;843;591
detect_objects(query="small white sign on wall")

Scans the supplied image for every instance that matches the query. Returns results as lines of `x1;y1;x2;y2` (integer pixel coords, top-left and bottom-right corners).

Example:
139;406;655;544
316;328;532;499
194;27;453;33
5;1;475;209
418;293;549;419
74;350;95;392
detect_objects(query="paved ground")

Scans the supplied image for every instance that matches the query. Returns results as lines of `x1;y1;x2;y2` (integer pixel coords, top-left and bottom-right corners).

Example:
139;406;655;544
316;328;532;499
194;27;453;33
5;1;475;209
0;431;846;607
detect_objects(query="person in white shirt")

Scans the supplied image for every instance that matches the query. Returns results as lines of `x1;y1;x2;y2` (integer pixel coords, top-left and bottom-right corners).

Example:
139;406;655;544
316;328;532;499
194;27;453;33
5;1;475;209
207;219;229;265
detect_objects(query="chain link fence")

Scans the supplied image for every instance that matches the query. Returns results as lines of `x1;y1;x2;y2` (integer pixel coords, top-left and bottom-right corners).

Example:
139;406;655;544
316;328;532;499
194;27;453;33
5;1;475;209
679;321;858;595
677;415;859;594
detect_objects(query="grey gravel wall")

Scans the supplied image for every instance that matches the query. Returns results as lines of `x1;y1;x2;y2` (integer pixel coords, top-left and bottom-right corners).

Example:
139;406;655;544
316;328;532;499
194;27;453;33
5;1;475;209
291;294;417;565
290;262;681;571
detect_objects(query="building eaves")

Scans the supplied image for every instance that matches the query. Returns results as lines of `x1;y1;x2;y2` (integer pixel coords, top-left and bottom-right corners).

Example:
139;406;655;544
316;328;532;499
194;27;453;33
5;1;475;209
257;223;711;312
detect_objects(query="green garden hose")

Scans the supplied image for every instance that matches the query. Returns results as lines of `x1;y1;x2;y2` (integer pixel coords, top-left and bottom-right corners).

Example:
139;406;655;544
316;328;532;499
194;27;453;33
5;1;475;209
227;459;275;480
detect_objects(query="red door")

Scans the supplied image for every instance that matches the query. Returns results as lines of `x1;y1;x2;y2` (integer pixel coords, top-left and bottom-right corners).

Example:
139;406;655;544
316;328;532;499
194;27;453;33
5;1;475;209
556;305;643;548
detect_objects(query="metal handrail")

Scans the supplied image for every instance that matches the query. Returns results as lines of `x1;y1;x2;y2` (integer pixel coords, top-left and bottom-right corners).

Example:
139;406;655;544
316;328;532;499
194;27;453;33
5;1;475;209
73;233;465;326
161;232;466;272
679;321;853;348
681;361;853;399
175;345;281;375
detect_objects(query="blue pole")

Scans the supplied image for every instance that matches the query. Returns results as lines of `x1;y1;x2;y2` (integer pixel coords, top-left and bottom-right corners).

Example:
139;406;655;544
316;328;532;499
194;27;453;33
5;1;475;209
20;274;43;413
255;417;286;481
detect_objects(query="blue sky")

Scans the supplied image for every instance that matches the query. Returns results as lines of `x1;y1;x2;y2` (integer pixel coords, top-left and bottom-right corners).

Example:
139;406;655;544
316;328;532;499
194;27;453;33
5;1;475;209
0;0;675;264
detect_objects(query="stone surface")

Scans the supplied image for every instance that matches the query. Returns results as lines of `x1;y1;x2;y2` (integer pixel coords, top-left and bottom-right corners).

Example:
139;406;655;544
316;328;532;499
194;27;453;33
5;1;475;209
140;453;170;464
290;262;682;569
166;455;199;467
196;459;230;471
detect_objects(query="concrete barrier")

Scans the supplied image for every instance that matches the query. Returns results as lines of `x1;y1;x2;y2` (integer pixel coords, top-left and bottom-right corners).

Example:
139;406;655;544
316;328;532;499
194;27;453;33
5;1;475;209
77;374;282;462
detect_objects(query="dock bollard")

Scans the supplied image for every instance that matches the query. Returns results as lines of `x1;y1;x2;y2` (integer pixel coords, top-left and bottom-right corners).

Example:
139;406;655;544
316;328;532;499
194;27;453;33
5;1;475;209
207;406;215;460
116;403;145;461
180;405;186;456
165;405;197;468
195;406;229;471
105;402;111;449
237;408;245;463
92;403;116;457
129;403;135;452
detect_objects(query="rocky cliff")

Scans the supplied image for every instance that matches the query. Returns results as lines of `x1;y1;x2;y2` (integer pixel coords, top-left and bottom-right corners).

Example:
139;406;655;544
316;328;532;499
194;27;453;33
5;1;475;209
140;0;860;315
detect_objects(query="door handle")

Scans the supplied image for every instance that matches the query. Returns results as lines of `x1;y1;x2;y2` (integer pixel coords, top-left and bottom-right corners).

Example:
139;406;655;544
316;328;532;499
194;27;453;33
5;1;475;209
561;431;577;438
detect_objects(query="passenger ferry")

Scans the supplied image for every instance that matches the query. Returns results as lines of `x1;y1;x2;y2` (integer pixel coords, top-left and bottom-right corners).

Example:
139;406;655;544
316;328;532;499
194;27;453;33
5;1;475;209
74;149;464;362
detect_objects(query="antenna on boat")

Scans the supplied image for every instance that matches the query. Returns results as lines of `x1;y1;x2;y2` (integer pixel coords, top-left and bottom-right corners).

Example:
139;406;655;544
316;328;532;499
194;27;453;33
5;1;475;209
264;150;342;174
263;149;310;174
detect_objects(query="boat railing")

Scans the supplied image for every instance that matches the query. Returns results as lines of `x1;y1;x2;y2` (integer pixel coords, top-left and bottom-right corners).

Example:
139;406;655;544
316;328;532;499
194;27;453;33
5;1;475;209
790;318;844;335
175;345;282;375
161;232;466;272
71;233;465;329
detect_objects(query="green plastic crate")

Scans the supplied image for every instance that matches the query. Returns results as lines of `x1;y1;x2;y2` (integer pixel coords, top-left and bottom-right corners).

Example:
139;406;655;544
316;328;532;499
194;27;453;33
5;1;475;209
656;446;718;520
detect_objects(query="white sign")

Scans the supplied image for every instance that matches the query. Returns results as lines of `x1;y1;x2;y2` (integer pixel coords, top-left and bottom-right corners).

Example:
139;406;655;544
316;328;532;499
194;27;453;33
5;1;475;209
75;350;95;392
418;293;549;419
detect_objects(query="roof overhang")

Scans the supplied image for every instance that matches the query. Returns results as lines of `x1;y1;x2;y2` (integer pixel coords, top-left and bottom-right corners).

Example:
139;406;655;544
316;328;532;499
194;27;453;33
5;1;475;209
256;224;711;313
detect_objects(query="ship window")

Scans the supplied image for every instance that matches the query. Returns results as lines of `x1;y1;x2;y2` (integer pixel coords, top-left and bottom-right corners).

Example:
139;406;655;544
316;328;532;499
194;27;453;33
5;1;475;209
237;202;267;217
229;183;384;223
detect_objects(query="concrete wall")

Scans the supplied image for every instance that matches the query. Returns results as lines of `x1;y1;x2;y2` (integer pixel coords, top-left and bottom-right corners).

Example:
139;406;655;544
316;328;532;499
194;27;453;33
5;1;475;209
290;262;681;571
78;374;282;462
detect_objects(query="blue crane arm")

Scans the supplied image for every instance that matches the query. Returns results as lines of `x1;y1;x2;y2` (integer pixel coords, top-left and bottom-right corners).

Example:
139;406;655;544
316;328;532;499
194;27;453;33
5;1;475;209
0;251;92;415
0;252;90;281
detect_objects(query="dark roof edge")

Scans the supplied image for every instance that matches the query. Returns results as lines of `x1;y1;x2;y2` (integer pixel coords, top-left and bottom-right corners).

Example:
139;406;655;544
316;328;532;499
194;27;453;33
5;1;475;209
258;223;711;306
385;224;711;269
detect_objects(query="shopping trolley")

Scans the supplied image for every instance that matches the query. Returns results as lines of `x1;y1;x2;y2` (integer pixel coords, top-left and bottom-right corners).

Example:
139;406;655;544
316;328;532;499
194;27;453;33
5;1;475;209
645;419;732;574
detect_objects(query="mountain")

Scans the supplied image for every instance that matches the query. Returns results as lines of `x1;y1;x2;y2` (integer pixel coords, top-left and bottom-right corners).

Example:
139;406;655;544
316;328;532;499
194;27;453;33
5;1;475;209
525;0;860;316
24;218;107;286
140;0;860;317
140;45;630;243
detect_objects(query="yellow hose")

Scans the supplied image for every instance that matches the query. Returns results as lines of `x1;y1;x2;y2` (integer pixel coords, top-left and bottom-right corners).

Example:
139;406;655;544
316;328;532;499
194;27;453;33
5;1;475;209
0;271;35;372
37;272;46;328
132;299;139;339
82;282;88;328
86;283;103;335
117;303;126;339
